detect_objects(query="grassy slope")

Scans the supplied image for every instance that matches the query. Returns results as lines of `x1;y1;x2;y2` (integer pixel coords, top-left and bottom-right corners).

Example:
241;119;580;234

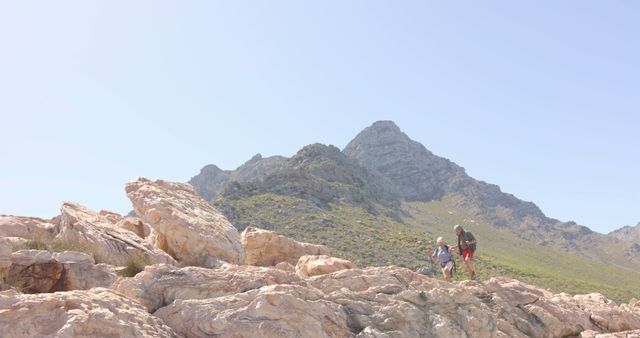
403;201;640;304
218;193;640;303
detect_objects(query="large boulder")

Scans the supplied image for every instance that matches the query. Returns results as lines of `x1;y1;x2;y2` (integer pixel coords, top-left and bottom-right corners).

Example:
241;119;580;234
296;254;356;278
6;250;118;293
126;178;244;266
56;201;176;266
53;251;118;291
0;288;178;337
0;215;58;239
7;250;63;293
112;262;302;312
155;284;352;338
241;226;330;266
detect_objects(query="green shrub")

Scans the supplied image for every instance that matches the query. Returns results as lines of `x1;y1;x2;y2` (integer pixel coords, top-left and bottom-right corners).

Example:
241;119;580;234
119;255;151;277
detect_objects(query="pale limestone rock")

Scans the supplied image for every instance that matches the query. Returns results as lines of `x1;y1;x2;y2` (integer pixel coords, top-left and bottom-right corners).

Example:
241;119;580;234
7;250;117;293
109;261;640;337
115;216;151;238
477;277;640;337
56;201;176;266
241;226;329;266
581;329;640;337
296;254;356;278
126;177;244;266
0;288;178;337
571;293;640;332
112;262;301;312
53;251;118;291
308;267;496;338
0;215;58;239
275;261;296;272
7;250;63;293
155;284;352;338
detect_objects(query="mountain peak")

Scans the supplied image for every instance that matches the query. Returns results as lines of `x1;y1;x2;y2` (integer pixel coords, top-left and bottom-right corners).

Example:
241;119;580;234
347;121;410;150
368;120;402;132
344;121;460;201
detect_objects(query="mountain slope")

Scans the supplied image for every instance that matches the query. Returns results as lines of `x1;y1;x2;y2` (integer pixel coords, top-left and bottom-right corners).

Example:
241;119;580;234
189;120;640;301
342;121;639;270
212;193;640;303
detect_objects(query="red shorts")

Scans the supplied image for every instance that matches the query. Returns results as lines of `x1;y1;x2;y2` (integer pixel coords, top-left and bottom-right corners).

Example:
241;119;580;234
462;248;474;260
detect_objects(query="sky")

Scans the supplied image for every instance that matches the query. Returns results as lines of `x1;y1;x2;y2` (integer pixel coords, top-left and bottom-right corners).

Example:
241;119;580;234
0;1;638;234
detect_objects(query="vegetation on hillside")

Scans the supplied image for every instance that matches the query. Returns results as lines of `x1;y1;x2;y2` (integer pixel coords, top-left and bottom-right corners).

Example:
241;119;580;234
217;193;640;303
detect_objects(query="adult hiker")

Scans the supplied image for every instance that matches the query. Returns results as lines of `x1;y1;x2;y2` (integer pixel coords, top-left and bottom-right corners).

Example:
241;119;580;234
431;236;455;282
452;224;477;280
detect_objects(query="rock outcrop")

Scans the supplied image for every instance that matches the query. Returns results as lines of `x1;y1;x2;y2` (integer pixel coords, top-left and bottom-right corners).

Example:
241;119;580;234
56;201;176;266
0;215;58;239
54;251;119;291
7;250;63;293
6;250;117;293
241;226;330;266
126;178;244;266
111;262;302;312
155;284;352;338
580;329;640;337
0;288;178;337
140;264;640;338
296;254;356;278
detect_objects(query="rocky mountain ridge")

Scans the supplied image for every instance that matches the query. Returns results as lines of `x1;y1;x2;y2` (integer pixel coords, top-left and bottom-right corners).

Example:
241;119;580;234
610;223;640;242
1;177;639;337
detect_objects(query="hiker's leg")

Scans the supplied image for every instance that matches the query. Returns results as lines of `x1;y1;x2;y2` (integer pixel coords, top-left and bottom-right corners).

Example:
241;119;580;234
442;268;452;282
465;256;476;279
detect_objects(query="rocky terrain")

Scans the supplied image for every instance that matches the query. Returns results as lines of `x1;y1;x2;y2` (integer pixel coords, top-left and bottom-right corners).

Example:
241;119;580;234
1;177;640;337
610;223;640;243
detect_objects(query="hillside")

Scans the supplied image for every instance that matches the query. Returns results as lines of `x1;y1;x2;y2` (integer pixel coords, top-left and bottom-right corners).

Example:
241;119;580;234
190;121;640;301
213;193;640;303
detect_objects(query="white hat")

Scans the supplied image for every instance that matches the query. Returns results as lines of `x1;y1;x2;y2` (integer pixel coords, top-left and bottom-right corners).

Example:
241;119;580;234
437;236;444;244
453;224;462;231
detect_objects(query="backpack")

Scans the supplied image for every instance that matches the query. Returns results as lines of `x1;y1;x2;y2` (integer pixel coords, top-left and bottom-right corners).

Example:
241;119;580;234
464;232;477;252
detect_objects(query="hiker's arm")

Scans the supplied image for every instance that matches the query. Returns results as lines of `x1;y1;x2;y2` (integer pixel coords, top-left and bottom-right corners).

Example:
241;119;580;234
449;246;457;253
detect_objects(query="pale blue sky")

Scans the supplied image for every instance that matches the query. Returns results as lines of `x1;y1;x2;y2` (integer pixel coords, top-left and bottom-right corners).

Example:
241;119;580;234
0;1;638;233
